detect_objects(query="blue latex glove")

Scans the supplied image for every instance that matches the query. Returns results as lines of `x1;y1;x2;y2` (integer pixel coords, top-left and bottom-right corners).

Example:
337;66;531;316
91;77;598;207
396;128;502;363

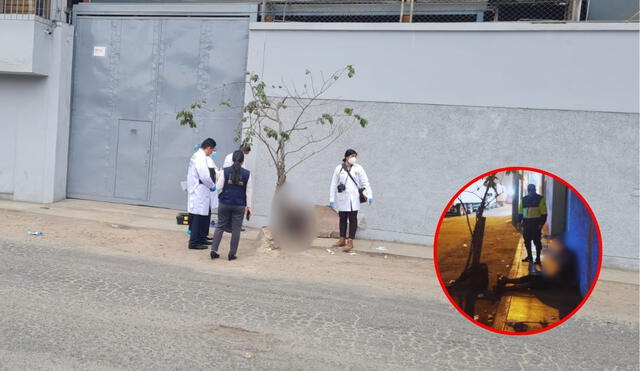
209;187;216;192
329;202;335;208
368;198;373;205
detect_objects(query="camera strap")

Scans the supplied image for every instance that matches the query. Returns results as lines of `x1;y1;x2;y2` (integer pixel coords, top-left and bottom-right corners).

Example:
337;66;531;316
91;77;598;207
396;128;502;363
342;165;361;189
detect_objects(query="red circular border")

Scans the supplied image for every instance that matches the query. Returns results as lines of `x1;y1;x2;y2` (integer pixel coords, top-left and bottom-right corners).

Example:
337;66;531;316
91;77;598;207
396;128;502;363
433;166;603;336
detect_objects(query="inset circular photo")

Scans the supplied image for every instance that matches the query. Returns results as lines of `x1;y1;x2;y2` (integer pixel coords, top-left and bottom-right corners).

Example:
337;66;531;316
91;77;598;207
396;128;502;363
434;167;602;335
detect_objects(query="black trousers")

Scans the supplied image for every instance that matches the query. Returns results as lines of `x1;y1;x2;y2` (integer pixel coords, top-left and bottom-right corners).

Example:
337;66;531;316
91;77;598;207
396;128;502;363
504;274;551;290
204;210;212;237
188;213;211;248
211;203;245;257
523;220;543;259
338;211;358;239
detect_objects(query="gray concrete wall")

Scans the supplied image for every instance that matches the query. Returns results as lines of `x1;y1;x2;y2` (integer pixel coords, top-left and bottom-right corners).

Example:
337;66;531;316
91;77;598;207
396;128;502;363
244;22;640;270
0;23;74;203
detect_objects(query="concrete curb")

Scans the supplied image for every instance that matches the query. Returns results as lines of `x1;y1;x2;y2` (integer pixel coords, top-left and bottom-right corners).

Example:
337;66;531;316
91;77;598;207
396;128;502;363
311;237;432;260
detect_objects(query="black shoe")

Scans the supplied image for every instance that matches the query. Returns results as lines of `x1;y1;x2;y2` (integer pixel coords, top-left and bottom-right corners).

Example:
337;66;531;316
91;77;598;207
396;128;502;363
521;256;533;263
534;258;541;265
206;236;213;241
241;228;246;232
201;240;212;245
228;255;237;261
497;275;507;287
189;244;208;250
210;251;220;259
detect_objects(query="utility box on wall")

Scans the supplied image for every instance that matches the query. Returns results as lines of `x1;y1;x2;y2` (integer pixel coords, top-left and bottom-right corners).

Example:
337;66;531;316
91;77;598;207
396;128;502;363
0;17;53;75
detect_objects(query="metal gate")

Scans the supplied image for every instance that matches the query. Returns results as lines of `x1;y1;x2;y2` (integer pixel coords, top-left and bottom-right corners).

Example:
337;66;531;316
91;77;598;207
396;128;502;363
67;4;254;209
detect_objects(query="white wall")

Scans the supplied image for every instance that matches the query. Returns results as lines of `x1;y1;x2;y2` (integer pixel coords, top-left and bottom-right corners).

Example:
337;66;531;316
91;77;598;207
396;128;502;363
248;22;640;114
0;23;74;203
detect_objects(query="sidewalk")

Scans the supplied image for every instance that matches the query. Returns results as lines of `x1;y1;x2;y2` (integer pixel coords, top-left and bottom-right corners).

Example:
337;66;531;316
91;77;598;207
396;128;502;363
0;199;637;286
0;199;260;241
0;199;430;260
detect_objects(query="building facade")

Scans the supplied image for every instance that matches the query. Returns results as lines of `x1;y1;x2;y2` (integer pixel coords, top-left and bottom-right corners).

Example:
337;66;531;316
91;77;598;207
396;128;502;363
0;1;638;269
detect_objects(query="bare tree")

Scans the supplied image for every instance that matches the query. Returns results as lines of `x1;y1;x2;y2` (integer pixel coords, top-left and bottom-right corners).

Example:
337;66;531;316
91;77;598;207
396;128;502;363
448;173;504;315
176;65;368;191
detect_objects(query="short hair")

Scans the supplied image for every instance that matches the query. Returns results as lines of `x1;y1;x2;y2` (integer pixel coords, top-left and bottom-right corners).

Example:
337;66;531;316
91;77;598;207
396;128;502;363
240;145;251;153
201;138;216;150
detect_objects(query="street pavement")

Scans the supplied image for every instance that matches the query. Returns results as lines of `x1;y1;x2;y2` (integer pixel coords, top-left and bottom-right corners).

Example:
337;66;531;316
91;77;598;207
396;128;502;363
0;238;638;371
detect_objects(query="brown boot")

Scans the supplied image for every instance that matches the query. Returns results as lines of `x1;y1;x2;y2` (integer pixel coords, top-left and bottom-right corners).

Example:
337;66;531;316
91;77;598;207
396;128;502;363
343;239;354;252
332;237;346;247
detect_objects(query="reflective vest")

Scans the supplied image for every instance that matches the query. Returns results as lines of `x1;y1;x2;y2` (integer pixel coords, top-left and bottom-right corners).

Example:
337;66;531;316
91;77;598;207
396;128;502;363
519;193;547;220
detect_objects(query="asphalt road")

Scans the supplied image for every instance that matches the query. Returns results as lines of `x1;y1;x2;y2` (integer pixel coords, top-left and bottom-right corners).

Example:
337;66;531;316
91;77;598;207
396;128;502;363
0;239;638;371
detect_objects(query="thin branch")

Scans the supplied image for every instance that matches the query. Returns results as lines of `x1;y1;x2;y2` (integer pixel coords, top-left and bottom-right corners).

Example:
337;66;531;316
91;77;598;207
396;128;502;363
285;126;349;175
284;124;342;158
458;197;474;238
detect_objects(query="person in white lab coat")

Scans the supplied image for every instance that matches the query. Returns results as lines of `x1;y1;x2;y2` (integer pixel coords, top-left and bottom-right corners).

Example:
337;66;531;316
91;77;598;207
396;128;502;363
329;149;373;252
223;145;251;168
187;138;217;250
204;152;220;238
210;150;253;261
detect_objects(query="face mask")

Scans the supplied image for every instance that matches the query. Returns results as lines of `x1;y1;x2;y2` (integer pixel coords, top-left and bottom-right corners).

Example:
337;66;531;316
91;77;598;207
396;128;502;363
348;156;357;165
210;152;218;159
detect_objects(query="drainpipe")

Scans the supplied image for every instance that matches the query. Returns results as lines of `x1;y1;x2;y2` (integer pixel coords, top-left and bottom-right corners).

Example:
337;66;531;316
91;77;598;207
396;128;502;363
408;0;414;23
570;0;582;21
399;0;404;23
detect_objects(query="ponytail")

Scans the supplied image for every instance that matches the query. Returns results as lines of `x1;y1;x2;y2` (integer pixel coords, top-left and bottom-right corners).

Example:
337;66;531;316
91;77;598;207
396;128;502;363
229;150;245;185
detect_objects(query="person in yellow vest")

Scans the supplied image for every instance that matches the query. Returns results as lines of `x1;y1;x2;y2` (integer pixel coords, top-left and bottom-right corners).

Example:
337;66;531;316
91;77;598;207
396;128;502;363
518;184;547;265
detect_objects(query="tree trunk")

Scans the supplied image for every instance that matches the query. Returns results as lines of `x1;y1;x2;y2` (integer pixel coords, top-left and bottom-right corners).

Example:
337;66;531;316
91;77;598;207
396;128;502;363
274;140;287;191
276;169;287;190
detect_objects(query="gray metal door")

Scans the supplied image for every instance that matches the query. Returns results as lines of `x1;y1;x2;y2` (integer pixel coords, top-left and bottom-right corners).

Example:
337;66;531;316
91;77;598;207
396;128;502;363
68;6;251;209
115;120;152;200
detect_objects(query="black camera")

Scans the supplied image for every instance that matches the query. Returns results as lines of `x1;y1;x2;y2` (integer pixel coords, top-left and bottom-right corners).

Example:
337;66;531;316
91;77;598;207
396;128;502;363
337;183;346;193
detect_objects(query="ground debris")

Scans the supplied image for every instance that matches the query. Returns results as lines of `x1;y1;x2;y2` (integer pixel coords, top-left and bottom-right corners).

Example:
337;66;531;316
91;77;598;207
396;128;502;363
258;227;279;251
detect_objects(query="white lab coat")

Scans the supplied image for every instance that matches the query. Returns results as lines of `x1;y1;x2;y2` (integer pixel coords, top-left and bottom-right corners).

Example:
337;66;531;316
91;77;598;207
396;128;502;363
223;152;247;169
187;149;215;216
206;156;220;212
329;163;372;212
